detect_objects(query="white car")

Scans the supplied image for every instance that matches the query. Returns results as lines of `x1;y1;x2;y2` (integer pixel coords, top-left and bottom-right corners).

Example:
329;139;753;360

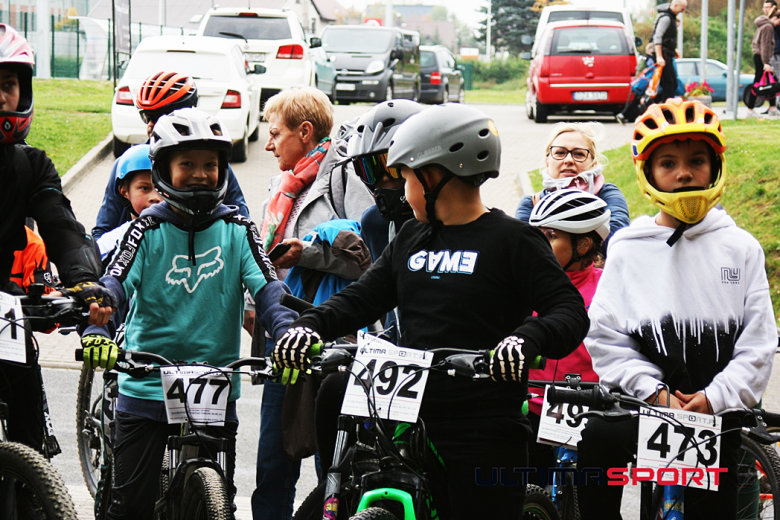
111;36;263;162
195;7;326;110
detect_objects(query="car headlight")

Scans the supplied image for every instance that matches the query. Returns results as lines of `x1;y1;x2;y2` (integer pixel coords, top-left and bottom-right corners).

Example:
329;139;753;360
365;60;385;75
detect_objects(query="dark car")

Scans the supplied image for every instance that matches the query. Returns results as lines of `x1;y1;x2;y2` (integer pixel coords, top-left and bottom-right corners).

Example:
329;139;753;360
321;25;421;104
419;45;465;104
675;58;754;102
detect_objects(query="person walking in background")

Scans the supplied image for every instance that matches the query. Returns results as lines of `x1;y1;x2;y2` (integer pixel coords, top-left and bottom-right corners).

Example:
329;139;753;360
651;0;687;104
747;7;780;118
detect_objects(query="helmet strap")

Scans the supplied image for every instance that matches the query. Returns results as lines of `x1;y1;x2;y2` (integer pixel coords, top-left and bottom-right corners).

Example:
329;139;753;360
562;235;582;271
666;221;688;247
414;167;453;229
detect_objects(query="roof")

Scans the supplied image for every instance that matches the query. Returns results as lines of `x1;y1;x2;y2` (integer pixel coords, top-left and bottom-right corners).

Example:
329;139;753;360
311;0;344;22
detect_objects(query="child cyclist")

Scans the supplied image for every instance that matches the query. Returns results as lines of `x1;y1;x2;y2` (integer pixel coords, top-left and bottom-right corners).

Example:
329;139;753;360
96;143;161;263
92;71;249;240
273;103;590;519
525;188;609;485
79;108;297;520
576;98;777;520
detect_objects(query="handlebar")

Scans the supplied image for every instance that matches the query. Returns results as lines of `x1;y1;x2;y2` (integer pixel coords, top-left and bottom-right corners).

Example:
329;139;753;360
75;348;277;379
4;286;91;329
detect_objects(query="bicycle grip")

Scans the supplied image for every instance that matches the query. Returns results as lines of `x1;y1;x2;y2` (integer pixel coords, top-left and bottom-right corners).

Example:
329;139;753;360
280;293;314;314
75;348;83;362
528;355;546;370
547;385;615;409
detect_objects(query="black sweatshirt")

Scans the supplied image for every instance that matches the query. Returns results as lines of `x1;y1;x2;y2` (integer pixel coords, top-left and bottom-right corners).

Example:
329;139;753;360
294;209;589;419
1;145;101;288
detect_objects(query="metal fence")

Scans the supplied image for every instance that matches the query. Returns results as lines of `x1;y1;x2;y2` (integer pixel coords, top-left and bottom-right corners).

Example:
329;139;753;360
5;15;194;80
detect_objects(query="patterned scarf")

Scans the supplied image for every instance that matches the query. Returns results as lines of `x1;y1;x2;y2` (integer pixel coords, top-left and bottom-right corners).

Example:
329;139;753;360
262;137;331;251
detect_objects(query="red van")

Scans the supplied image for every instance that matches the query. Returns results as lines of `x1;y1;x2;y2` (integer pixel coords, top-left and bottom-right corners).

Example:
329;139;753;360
525;20;637;123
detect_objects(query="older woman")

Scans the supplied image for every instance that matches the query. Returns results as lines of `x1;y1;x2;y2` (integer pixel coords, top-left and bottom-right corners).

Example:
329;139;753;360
514;122;630;250
251;87;373;520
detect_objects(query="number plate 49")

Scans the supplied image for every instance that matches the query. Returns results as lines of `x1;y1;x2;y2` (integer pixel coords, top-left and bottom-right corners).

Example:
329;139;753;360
340;331;433;422
537;385;589;448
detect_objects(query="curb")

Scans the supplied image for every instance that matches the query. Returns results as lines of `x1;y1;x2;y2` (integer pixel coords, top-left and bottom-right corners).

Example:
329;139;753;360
61;133;114;195
40;361;83;370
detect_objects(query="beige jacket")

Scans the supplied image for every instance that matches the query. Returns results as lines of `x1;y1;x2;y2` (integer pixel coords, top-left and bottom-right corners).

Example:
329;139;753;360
753;16;776;65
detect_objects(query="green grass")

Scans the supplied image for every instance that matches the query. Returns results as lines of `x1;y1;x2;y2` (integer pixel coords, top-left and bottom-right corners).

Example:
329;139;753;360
26;79;114;174
466;78;526;105
530;120;780;324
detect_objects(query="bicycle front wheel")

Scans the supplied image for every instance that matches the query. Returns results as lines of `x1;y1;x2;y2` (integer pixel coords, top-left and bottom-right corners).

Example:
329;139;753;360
76;364;103;497
738;434;780;520
180;467;232;520
0;441;77;519
524;484;561;520
349;507;399;520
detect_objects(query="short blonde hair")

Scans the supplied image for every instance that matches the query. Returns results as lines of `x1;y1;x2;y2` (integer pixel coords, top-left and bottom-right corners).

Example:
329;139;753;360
543;122;608;170
264;87;334;141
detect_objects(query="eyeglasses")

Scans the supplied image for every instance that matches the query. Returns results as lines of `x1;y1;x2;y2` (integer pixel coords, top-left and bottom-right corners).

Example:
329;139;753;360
548;146;591;163
353;152;403;186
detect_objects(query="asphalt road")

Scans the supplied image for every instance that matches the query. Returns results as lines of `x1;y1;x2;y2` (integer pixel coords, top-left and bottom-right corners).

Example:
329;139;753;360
40;102;655;519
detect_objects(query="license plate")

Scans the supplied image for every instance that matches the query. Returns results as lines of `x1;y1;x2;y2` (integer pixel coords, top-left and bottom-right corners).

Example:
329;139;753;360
573;91;608;101
336;83;356;91
246;53;266;62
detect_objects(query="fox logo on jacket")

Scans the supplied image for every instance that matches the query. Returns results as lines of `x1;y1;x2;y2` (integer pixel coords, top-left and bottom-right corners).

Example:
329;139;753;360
165;247;224;293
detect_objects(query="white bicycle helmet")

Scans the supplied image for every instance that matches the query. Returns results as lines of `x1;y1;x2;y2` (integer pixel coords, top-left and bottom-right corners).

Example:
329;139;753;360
529;189;611;241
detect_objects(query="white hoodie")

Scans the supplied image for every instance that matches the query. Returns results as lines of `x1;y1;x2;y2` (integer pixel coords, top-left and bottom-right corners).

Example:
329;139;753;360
586;208;776;412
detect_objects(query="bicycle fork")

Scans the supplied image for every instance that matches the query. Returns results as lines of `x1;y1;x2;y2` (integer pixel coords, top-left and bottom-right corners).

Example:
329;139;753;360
661;485;684;520
322;415;352;520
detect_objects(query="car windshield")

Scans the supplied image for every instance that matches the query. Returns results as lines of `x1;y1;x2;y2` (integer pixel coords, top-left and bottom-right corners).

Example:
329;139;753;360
322;28;394;53
548;11;624;24
124;51;232;81
550;27;627;56
203;16;291;40
420;51;436;67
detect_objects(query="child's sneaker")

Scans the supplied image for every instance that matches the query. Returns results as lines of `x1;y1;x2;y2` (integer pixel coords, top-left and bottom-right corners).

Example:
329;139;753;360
616;113;627;125
767;109;780;118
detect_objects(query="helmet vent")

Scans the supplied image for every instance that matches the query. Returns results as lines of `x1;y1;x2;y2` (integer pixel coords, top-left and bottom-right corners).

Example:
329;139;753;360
173;123;191;136
357;125;365;132
210;124;223;136
449;142;464;152
685;106;695;123
383;118;396;127
478;128;489;137
634;131;644;140
662;109;675;125
704;113;713;125
644;118;658;130
477;150;489;161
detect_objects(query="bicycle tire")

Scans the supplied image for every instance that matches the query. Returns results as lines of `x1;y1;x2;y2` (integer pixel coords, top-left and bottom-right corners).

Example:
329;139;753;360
349;507;400;520
76;364;102;497
738;434;780;520
558;472;580;520
180;467;232;520
0;441;78;519
524;484;561;520
294;480;326;520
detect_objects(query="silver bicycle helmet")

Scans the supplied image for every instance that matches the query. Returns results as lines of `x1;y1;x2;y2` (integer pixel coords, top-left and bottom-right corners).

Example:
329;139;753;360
529;189;611;240
149;108;232;217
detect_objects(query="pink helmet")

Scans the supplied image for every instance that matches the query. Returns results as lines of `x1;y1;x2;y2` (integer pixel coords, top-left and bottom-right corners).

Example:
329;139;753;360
0;24;35;143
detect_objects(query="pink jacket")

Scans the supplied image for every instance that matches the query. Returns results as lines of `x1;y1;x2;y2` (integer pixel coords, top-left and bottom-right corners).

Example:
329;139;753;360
528;264;603;416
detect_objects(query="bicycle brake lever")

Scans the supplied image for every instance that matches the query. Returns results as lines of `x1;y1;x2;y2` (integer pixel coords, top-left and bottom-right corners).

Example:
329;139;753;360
444;353;491;380
316;348;354;375
576;406;637;423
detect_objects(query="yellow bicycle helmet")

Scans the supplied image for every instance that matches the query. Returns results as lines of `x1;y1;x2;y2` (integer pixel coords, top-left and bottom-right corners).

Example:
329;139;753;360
632;97;727;224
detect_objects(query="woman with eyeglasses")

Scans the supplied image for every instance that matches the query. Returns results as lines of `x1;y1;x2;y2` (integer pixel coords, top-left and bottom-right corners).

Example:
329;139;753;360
514;122;630;254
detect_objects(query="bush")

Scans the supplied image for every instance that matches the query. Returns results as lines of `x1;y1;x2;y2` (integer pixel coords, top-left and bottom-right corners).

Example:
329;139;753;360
472;57;528;84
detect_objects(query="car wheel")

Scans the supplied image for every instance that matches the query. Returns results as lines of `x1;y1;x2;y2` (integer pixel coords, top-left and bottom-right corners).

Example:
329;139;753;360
248;121;260;142
412;82;421;102
231;125;249;163
442;87;449;105
457;85;465;103
526;92;535;120
112;136;130;158
385;84;394;102
534;100;548;123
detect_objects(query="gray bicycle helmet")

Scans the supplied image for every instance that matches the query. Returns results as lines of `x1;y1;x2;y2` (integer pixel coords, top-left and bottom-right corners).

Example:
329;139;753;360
150;108;232;218
387;104;501;227
529;189;611;270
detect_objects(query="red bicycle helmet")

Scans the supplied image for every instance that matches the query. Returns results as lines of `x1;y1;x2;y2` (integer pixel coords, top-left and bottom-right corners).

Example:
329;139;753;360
0;24;35;143
135;71;198;123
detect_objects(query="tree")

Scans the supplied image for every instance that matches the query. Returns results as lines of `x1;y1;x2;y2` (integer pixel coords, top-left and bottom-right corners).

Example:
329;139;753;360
431;6;449;21
477;0;540;55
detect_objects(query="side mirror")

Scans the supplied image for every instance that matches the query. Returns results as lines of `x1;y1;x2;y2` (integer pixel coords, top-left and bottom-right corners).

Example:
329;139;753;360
310;37;322;49
390;48;405;61
723;71;727;77
635;36;643;48
252;64;267;74
521;34;533;45
520;51;532;60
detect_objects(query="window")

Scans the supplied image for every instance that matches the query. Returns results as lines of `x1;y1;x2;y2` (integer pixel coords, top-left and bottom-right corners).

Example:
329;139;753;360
322;28;395;53
677;61;697;76
550;27;628;56
704;61;726;77
203;16;292;40
420;51;436;68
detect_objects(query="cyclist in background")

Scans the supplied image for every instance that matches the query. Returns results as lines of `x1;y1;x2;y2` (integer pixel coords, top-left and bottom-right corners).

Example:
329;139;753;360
92;71;249;239
577;98;777;520
0;23;115;453
79;108;296;520
273;104;589;519
96;143;161;263
525;188;608;486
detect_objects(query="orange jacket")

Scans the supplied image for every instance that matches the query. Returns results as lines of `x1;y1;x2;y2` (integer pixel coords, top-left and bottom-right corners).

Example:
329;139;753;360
10;227;56;293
